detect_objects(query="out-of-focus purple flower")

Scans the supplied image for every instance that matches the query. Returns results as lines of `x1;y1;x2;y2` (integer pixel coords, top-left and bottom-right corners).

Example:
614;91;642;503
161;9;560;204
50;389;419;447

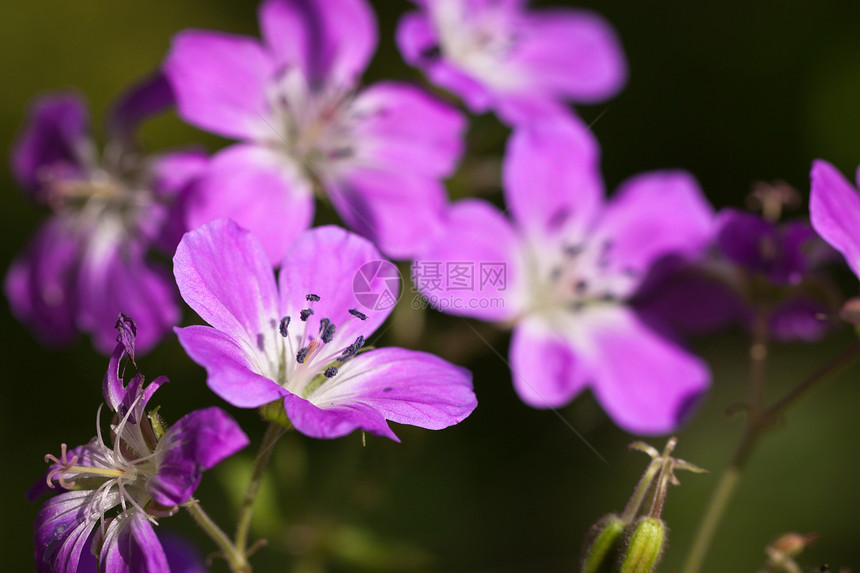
163;0;466;262
396;0;627;124
173;220;476;441
5;75;206;354
32;315;248;573
414;113;712;435
711;207;840;341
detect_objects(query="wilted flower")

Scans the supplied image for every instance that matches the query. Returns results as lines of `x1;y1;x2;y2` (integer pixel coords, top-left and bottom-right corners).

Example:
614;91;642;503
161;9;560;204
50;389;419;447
163;0;465;262
32;316;248;572
397;0;627;124
5;75;206;354
416;113;713;434
173;220;477;441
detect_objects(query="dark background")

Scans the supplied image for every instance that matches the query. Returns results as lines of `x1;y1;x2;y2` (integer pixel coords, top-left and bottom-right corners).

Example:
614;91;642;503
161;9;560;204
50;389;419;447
3;1;860;571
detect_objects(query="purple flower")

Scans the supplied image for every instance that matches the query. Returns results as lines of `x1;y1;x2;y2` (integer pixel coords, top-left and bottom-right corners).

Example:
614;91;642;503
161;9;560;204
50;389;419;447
163;0;466;262
32;315;248;573
173;220;476;441
5;74;206;354
415;113;713;434
712;208;839;341
810;159;860;278
397;0;627;124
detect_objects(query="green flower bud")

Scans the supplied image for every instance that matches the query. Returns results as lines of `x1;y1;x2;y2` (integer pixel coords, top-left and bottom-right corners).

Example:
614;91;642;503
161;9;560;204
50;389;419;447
581;514;626;573
619;517;666;573
260;398;292;428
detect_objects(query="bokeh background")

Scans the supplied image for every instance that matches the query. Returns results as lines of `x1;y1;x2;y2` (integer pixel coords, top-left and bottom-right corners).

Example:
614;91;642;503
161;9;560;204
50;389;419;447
3;1;860;571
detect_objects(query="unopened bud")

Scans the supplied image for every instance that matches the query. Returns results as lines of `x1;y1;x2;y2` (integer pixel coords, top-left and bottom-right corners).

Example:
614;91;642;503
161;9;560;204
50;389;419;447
260;398;292;428
581;514;626;573
619;517;666;573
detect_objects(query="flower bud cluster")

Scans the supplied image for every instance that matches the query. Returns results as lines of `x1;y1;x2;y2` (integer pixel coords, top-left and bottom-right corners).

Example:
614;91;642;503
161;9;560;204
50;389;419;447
580;438;706;573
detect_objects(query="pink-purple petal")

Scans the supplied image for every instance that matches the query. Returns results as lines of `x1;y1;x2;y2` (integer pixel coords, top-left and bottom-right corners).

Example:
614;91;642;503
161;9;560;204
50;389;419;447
351;81;466;178
34;490;98;573
769;297;833;342
579;306;710;435
164;30;276;140
148;407;248;507
157;533;207;573
283;392;398;441
512;9;627;103
502;113;603;234
509;318;588;408
100;512;169;573
12;93;89;192
287;347;476;441
184;144;313;265
76;245;180;355
395;11;496;113
415;199;522;321
277;225;393;342
4;220;79;346
174;219;280;353
175;325;286;408
259;0;377;85
809;159;860;278
107;72;174;146
596;170;714;276
328;167;448;259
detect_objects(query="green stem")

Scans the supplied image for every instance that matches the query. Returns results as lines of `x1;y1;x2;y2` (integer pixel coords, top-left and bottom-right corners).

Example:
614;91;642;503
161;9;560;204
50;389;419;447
185;499;250;573
234;422;288;554
620;460;662;524
681;337;860;573
679;466;740;573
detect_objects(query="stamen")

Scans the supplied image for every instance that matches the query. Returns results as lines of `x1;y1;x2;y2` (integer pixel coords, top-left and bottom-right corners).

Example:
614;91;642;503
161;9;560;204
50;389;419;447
279;316;291;337
296;347;309;364
348;308;367;321
339;335;365;361
319;317;330;334
574;279;588;294
300;308;314;321
44;443;126;489
306;293;321;302
321;321;336;344
324;366;338;378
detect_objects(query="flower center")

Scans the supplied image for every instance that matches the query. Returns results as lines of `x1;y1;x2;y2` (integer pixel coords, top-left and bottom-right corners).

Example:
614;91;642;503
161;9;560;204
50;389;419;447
432;0;519;85
43;399;161;523
526;238;639;319
267;67;359;179
37;144;157;243
268;293;370;397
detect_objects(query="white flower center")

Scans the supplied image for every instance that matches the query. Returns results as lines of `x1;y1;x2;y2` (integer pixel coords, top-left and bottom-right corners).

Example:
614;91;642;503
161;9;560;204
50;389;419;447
39;142;159;246
522;233;638;323
432;0;521;89
255;294;370;399
266;67;360;178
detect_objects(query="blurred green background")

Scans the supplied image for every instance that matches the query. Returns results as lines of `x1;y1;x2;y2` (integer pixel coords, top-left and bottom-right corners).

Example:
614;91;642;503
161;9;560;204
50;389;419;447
3;1;860;571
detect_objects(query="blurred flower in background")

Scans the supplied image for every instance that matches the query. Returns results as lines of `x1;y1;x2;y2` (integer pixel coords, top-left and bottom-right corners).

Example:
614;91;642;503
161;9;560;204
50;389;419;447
164;0;466;262
4;74;206;354
396;0;627;124
416;112;714;434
